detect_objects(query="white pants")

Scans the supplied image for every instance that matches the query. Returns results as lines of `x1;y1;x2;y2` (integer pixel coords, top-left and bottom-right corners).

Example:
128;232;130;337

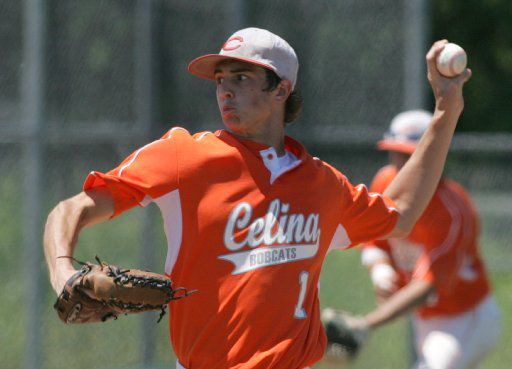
412;296;501;369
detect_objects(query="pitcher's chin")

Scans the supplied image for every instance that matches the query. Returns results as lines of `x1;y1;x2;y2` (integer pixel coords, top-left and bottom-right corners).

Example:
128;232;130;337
222;115;246;132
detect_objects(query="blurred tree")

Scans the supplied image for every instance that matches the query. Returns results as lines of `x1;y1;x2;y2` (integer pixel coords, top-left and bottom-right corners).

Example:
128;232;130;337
46;0;135;125
10;0;508;133
432;0;512;132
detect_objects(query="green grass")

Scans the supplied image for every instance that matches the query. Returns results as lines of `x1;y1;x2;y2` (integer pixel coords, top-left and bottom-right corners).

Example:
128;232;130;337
316;248;410;369
482;272;512;369
316;249;512;369
1;184;510;368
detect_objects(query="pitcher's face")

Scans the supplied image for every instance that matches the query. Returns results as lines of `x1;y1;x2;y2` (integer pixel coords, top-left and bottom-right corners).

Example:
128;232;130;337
215;60;276;135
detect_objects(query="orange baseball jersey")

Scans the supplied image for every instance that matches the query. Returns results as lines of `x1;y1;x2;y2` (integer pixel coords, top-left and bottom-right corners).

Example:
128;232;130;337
366;165;490;318
83;128;398;369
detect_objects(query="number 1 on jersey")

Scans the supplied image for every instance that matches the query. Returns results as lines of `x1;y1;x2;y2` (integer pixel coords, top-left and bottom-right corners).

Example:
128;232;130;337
294;271;309;319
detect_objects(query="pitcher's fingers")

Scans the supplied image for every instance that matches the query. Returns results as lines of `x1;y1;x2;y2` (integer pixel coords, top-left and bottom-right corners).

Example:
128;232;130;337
426;40;448;77
426;39;448;60
448;68;472;87
457;68;472;84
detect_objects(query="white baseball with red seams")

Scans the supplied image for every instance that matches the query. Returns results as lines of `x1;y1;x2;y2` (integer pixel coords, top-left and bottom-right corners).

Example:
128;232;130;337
436;43;467;77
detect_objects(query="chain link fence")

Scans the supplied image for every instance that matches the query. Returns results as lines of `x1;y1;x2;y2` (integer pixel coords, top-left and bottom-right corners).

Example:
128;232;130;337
1;1;510;369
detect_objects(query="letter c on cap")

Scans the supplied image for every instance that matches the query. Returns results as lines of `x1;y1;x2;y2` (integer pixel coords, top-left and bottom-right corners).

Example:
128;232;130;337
222;36;244;51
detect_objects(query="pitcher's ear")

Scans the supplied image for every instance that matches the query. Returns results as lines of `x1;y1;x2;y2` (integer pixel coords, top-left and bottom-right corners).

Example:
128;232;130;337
275;80;292;101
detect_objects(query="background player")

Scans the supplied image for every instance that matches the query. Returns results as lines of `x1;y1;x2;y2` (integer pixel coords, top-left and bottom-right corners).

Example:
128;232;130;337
44;28;471;369
346;110;501;369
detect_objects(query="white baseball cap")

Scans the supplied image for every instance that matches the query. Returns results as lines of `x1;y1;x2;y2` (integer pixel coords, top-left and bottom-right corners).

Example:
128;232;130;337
188;27;299;89
377;110;433;154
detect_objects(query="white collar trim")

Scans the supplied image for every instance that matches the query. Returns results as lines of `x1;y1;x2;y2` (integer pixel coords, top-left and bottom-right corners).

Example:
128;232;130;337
259;147;301;184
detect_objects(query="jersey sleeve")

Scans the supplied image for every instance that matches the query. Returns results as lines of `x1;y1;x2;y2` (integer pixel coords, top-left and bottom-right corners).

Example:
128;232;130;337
83;129;180;217
339;174;399;247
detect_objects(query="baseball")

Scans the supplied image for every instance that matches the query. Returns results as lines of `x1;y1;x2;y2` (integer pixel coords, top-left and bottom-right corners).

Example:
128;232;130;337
436;43;467;77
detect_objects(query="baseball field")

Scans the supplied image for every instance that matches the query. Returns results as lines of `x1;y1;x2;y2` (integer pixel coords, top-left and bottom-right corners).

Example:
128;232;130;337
1;165;510;368
2;0;511;368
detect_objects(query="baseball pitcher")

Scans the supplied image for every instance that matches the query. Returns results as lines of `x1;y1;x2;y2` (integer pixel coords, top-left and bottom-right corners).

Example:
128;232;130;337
44;28;471;369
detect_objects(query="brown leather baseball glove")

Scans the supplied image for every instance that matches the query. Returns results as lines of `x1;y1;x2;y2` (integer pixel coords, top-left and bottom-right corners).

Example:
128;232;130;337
54;256;196;324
